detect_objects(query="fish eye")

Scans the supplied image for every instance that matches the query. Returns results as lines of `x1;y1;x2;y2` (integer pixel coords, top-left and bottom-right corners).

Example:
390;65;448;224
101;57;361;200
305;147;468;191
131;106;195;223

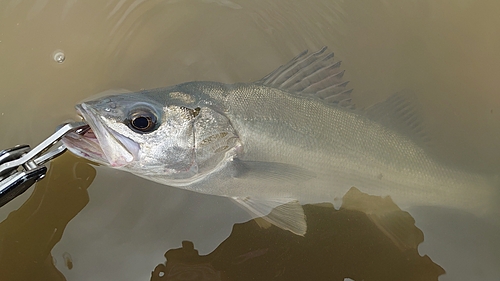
127;110;157;133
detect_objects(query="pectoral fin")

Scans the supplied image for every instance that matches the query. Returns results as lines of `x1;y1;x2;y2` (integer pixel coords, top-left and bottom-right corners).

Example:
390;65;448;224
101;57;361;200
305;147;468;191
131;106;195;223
232;197;307;236
232;159;316;183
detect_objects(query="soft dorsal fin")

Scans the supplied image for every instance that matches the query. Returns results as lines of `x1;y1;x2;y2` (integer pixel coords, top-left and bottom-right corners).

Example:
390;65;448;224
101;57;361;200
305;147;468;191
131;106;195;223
365;90;431;147
256;46;353;107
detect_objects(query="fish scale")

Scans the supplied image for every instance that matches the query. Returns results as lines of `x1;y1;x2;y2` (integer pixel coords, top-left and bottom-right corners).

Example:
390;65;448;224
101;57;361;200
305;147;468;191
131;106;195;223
210;83;492;208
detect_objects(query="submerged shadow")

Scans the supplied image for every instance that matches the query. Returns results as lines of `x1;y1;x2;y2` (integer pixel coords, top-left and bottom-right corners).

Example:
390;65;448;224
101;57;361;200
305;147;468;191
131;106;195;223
0;155;446;281
151;187;445;281
0;153;95;281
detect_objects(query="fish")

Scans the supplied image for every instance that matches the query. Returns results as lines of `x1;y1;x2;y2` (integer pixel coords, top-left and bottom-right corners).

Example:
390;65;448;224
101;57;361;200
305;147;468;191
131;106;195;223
62;47;499;235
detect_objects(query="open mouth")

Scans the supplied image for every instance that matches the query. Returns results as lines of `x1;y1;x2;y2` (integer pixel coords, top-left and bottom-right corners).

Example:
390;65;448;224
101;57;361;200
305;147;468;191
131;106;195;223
61;105;112;165
73;123;97;144
62;103;139;167
62;121;110;165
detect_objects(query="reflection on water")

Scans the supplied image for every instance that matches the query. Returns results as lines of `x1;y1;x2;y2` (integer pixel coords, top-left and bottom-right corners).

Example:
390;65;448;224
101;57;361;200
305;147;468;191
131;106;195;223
151;188;444;281
1;0;500;280
0;153;95;281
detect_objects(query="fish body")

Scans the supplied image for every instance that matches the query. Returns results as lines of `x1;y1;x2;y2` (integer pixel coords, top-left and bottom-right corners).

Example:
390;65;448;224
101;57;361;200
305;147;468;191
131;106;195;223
63;48;498;235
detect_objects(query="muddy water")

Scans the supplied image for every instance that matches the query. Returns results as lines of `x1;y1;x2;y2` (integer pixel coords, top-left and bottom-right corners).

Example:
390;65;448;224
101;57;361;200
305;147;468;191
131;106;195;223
0;0;499;280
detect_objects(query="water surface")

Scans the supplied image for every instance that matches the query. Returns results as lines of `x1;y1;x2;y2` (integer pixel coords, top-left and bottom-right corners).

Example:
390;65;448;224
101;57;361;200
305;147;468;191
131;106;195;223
0;1;499;280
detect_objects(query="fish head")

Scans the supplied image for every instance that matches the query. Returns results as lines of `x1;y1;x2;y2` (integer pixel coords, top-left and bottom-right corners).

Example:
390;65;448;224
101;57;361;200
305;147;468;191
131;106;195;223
63;89;241;186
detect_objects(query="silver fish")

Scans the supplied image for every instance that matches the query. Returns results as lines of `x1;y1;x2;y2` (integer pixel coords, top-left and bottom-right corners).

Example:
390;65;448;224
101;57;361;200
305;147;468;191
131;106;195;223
63;47;499;235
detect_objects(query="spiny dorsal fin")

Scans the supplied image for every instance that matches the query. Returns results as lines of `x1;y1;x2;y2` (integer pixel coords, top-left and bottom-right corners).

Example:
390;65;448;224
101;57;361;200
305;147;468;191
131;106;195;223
256;46;353;108
365;90;431;147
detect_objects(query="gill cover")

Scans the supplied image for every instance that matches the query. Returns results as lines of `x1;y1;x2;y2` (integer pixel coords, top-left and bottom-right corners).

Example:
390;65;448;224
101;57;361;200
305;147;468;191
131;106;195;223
68;90;241;186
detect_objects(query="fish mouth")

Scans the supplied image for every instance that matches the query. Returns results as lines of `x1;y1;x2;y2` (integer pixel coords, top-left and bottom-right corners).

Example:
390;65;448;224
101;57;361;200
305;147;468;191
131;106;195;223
62;104;139;167
63;122;108;165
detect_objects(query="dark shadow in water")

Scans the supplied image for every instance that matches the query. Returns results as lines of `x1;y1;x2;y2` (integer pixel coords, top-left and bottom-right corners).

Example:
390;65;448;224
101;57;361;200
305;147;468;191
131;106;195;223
0;153;95;281
0;154;445;281
151;187;445;281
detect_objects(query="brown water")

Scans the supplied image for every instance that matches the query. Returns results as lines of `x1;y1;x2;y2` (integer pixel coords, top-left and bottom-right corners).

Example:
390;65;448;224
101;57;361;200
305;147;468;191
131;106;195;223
0;0;499;280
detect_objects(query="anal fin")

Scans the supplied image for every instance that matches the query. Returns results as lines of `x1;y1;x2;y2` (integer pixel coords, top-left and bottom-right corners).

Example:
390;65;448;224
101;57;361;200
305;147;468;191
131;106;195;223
341;187;423;251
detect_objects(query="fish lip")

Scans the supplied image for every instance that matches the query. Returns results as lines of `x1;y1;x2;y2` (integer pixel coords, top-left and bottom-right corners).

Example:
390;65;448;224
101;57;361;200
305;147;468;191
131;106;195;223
63;103;137;167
